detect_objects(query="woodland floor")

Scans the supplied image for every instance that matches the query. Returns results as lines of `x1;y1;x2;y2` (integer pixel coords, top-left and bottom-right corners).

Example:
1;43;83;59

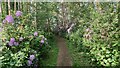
56;36;72;66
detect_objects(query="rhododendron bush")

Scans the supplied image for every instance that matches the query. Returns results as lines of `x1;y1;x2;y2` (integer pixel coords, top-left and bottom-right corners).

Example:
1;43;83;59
1;11;50;67
68;3;120;66
82;11;119;66
0;2;119;67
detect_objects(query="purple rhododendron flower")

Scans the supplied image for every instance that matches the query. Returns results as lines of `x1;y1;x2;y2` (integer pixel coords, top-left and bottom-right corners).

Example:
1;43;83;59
5;15;14;23
40;39;44;44
34;32;38;36
10;38;15;43
8;42;14;46
16;11;22;17
19;37;23;41
3;19;6;24
27;60;32;66
29;55;35;61
14;42;19;46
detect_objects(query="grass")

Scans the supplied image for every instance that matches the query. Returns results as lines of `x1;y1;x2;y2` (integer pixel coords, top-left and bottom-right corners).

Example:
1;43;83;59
41;36;58;66
66;39;94;67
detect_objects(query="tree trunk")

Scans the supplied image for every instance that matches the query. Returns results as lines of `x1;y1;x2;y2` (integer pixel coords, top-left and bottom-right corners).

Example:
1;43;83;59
4;0;6;15
0;1;1;15
14;0;16;11
18;1;19;10
34;2;37;30
0;1;2;45
8;0;10;15
20;0;22;10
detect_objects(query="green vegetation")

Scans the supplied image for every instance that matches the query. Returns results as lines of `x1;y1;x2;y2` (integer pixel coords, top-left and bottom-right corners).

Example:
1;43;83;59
67;40;93;66
41;36;58;66
0;2;119;67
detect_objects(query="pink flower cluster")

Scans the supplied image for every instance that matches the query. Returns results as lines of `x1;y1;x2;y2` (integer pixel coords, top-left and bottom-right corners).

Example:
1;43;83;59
27;55;35;66
8;38;19;46
3;11;22;24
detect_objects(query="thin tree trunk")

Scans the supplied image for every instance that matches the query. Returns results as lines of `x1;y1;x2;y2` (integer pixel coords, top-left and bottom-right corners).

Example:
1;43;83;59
22;2;25;12
1;2;4;14
0;0;2;47
35;2;37;30
21;2;23;11
4;0;7;15
61;3;68;29
18;1;19;10
14;0;16;11
61;3;65;26
0;1;1;15
8;0;10;15
4;1;6;10
0;1;1;22
20;0;21;10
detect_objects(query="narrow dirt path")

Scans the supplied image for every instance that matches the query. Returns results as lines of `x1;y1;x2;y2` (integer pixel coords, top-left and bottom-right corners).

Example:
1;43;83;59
56;36;72;66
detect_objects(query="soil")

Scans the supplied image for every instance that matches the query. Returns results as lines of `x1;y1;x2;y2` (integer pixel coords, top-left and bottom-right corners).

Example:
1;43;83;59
56;36;72;66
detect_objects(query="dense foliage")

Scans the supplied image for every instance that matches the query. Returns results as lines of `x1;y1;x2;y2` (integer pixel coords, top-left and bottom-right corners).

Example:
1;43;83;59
0;2;119;67
69;3;120;66
1;10;52;67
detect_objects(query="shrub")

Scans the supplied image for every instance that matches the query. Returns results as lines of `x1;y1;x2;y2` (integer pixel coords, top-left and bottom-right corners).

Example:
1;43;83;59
0;11;50;67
